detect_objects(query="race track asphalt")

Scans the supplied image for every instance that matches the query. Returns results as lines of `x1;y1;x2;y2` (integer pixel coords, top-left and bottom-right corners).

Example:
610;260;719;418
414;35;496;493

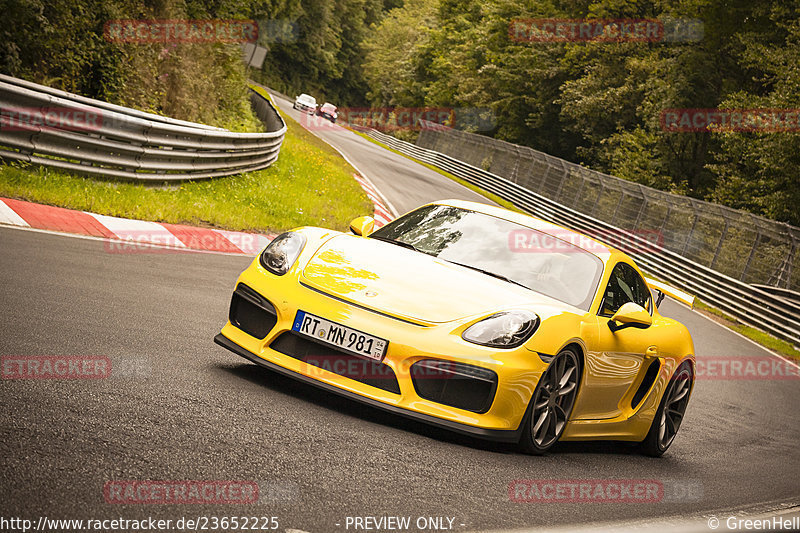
269;92;493;215
1;97;798;532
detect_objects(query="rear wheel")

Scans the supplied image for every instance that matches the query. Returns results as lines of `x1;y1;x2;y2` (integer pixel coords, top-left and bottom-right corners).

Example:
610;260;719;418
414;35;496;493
519;348;581;454
640;361;693;457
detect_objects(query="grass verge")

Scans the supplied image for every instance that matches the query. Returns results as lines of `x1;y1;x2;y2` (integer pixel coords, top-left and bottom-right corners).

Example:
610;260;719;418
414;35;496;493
356;129;800;362
0;98;372;234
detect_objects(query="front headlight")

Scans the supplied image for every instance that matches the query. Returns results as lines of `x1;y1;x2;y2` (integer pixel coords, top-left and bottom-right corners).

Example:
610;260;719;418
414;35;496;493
462;310;539;348
259;232;306;275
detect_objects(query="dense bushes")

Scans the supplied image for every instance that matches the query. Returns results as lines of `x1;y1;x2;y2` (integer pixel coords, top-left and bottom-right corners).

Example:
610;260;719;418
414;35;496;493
362;0;800;225
0;0;259;130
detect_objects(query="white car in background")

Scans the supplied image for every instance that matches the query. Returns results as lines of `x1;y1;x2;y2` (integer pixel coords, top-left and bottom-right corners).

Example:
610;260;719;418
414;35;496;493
293;93;317;114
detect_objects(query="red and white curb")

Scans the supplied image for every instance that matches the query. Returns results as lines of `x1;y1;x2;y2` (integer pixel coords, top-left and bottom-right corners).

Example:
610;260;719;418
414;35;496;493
0;173;393;254
0;197;274;254
354;174;393;227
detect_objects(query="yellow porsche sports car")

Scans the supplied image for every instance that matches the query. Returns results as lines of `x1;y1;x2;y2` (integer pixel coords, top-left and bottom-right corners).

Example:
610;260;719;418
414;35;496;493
215;200;695;455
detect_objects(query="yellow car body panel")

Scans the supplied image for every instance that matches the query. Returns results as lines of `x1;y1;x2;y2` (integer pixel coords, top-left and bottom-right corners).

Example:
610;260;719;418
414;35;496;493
216;199;695;444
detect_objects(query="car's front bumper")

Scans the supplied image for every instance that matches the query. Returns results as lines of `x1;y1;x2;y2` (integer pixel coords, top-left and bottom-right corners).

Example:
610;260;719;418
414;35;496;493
214;333;523;442
215;259;551;441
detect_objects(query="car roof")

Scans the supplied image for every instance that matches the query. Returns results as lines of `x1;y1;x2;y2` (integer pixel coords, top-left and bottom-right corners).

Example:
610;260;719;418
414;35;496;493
430;199;629;263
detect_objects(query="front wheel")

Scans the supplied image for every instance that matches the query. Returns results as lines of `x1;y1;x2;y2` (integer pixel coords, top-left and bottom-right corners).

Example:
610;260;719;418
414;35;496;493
640;361;693;457
519;348;581;454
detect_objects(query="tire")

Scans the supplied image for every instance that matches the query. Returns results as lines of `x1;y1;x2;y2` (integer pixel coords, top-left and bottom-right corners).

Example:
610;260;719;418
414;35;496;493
640;361;693;457
519;348;581;454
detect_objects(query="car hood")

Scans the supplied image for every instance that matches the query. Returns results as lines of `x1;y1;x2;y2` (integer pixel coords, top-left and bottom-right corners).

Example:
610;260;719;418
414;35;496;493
300;234;569;324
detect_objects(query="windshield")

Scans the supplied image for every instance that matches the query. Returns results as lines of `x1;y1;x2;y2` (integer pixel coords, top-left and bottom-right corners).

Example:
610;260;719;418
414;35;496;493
370;205;604;310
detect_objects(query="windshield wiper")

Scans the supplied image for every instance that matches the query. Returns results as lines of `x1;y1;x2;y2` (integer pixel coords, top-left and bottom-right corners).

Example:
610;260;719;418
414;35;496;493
445;260;530;290
369;235;426;254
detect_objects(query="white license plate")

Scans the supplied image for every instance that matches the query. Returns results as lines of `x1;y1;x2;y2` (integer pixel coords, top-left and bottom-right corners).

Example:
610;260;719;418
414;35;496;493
292;311;388;362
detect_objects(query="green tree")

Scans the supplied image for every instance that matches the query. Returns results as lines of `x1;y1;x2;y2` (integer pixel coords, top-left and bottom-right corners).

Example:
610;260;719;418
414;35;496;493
708;2;800;225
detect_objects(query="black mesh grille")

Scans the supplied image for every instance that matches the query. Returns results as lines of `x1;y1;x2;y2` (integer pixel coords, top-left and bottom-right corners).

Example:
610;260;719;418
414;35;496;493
270;332;401;394
229;284;277;339
411;360;497;413
632;359;662;408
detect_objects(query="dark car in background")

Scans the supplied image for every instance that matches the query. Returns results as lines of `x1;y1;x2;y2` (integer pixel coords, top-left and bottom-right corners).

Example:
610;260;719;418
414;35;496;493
317;102;338;122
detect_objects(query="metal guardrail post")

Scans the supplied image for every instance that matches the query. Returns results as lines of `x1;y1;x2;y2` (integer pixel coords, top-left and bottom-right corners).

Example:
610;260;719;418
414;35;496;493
742;231;762;283
710;220;730;271
680;214;699;256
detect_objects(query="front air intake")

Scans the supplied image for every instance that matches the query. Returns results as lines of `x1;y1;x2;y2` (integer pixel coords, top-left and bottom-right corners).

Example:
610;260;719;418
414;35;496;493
410;359;498;413
229;284;278;339
270;332;401;394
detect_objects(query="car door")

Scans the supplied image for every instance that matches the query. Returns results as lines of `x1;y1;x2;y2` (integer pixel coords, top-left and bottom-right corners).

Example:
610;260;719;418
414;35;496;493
572;261;664;420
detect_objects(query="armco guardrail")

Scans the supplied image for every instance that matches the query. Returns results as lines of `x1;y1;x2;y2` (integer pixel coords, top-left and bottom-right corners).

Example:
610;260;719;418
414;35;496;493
356;125;800;347
416;124;799;293
0;75;286;181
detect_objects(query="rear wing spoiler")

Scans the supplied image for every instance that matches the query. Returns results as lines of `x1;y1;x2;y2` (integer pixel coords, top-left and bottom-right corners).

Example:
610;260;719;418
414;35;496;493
645;277;695;309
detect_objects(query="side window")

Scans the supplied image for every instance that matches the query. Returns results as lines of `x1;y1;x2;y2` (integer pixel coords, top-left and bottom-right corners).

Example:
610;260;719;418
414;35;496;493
599;263;652;317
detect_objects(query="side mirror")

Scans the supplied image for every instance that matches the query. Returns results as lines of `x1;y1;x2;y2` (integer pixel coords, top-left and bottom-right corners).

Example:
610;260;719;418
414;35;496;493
349;216;375;236
608;302;652;332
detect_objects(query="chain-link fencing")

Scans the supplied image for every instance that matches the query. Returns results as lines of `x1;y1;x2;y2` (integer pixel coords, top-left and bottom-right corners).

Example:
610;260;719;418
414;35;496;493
417;125;799;292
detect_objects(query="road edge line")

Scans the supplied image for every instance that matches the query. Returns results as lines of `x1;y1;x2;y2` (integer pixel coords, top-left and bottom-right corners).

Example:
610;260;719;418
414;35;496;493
265;90;399;218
